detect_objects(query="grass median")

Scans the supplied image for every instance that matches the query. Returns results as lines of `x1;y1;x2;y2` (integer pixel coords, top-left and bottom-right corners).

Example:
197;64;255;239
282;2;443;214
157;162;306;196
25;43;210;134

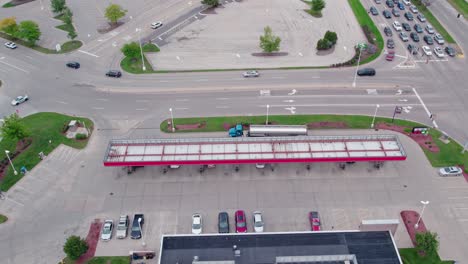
0;32;82;54
0;214;7;224
0;112;93;191
62;256;130;264
399;248;454;264
120;43;158;74
159;114;468;169
447;0;468;19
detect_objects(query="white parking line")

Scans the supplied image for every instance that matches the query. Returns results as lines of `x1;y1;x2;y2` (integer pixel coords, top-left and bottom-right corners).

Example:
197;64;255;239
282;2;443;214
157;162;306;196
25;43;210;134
78;50;99;58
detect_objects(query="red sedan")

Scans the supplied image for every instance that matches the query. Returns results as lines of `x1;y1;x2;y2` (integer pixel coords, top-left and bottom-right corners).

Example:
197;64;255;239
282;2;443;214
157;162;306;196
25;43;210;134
235;210;247;233
386;51;395;61
309;211;321;231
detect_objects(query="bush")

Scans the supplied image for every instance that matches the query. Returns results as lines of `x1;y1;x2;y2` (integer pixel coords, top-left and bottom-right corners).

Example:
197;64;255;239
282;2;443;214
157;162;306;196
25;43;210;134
75;133;87;140
316;38;332;50
201;0;219;7
63;235;88;260
324;31;337;45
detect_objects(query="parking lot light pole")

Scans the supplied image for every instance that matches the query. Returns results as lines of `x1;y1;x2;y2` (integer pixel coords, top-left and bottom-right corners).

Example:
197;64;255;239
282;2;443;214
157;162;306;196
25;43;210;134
352;43;366;88
415;200;430;229
5;150;17;175
136;28;146;71
370;104;380;128
266;104;270;125
169;108;175;132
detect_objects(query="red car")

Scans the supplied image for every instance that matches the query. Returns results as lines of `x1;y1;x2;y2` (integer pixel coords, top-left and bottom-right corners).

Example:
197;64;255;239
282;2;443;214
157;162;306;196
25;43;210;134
235;210;247;233
309;211;321;231
386;51;395;61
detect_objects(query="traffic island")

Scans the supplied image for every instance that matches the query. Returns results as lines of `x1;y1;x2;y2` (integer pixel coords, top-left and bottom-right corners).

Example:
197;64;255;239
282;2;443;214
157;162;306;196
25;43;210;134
0;214;7;224
400;210;427;246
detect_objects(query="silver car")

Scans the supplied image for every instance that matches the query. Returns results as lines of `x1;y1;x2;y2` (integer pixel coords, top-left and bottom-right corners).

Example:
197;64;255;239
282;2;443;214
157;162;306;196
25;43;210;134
4;42;17;49
439;167;463;176
192;213;202;234
101;220;114;241
116;215;129;239
11;95;28;106
434;34;444;45
253;211;264;232
243;70;259;77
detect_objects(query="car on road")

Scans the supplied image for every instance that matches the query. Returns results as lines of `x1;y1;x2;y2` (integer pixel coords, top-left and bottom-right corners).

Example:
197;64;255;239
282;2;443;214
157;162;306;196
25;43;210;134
386;0;394;7
402;22;411;31
434;33;444;45
387;38;395;48
106;70;122;78
384;26;393;37
66;61;80;69
445;46;455;57
410;32;420;42
409;5;418;13
422;46;432;56
433;46;445;58
397;1;405;10
414;23;423;33
11;95;28;106
243;70;259;77
393;21;402;31
404;12;414;20
253;211;264;232
386;50;396;61
417;13;426;22
192;213;202;234
151;21;163;29
439;166;463;176
399;32;409;42
218;212;229;233
403;0;411;5
407;44;418;55
383;10;392;19
392;8;400;17
423;35;434;45
425;24;435;34
357;68;376;76
309;211;321;231
131;214;144;239
116;215;129;239
370;6;378;16
4;42;17;49
101;220;113;241
235;210;247;233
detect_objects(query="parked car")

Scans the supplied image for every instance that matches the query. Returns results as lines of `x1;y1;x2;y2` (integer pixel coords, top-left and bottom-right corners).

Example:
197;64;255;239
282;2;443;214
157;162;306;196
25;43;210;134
218;212;229;233
386;50;395;61
11;95;28;106
433;46;445;58
392;8;400;17
386;0;394;8
387;38;395;49
253;211;264;232
402;22;411;31
235;210;247;233
309;211;321;231
403;0;411;5
404;12;414;20
445;46;455;57
393;21;402;31
192;213;202;234
422;45;432;56
4;42;17;49
399;32;409;42
255;163;266;169
409;5;418;13
243;70;259;77
414;23;423;33
425;24;435;34
375;0;382;4
434;33;444;45
423;35;434;45
66;61;80;69
417;13;426;22
370;6;379;16
383;10;392;19
384;26;393;37
101;220;113;241
116;215;129;239
151;21;163;29
439;166;463;176
407;44;418;55
357;68;376;76
397;1;405;10
106;70;122;78
410;32;420;42
131;214;144;239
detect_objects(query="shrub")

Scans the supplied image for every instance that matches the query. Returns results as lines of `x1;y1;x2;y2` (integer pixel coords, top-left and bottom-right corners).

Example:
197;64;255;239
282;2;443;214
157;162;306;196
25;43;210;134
75;133;87;140
63;235;88;260
316;38;332;50
324;31;337;45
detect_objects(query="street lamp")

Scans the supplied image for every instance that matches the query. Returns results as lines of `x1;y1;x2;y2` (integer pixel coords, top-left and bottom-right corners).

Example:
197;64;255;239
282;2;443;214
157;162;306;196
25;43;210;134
266;104;270;125
135;28;146;71
352;43;367;88
370;104;380;128
169;108;175;132
415;200;430;229
4;150;17;175
138;217;145;247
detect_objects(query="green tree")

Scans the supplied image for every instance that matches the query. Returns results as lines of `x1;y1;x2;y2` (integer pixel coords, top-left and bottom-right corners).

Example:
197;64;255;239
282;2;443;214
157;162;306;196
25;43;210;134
17;20;41;45
201;0;219;7
311;0;326;12
50;0;66;14
324;30;337;45
121;42;141;58
63;235;88;260
316;38;331;50
67;30;77;40
0;113;30;143
105;4;127;25
259;26;281;53
0;17;18;36
62;7;73;25
415;231;439;256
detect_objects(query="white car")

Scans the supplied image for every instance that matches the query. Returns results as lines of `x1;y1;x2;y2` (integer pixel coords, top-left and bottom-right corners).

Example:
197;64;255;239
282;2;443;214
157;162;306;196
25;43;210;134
11;95;29;106
116;215;129;239
422;46;432;56
101;220;114;241
439;166;463;176
403;0;411;5
4;42;17;49
425;24;435;34
255;163;265;169
243;70;259;77
151;21;163;29
192;213;202;234
253;211;264;232
409;5;418;13
434;34;445;45
433;47;445;58
393;21;402;31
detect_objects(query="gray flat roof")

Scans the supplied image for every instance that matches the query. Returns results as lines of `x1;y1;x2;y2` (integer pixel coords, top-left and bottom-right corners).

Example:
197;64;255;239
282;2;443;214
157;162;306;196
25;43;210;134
160;231;402;264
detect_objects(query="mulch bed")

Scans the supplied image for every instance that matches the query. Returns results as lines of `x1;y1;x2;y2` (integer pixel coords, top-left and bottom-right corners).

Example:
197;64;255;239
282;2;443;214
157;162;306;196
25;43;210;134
316;46;336;56
307;122;348;129
401;210;427;247
97;22;124;34
76;219;102;264
376;123;440;153
251;52;288;57
0;138;32;181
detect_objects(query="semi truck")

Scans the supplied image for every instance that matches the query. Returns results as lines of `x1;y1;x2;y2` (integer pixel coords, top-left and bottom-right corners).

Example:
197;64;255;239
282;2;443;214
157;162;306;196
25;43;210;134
229;124;308;137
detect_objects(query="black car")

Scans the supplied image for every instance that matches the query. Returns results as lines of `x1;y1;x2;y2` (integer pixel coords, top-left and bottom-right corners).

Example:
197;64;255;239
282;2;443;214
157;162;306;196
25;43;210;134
386;0;394;8
402;22;411;31
357;68;376;76
106;70;122;78
130;214;144;239
445;46;455;57
410;32;420;42
384;26;393;37
387;39;395;49
383;10;392;18
66;61;80;69
218;212;229;233
404;12;414;20
370;6;378;16
407;44;418;55
414;24;423;33
392;8;400;17
423;35;434;45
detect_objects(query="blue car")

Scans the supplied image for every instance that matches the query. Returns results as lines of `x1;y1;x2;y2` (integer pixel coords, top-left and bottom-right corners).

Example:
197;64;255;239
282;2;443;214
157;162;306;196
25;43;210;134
398;2;405;10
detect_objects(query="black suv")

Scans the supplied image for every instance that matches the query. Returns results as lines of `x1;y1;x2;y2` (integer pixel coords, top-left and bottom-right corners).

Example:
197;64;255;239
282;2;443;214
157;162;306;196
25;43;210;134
410;32;420;42
414;24;423;33
383;10;392;18
402;22;411;31
218;212;229;233
106;70;122;78
66;61;80;69
407;44;418;55
384;26;393;37
131;214;144;239
387;39;395;49
386;0;394;8
404;12;414;20
357;68;376;76
423;35;434;45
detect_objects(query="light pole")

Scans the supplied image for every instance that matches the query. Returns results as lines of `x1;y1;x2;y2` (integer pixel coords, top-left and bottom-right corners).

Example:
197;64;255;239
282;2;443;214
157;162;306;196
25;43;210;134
415;200;430;229
135;28;146;71
370;104;380;128
266;104;270;125
169;108;175;132
352;43;367;88
4;150;17;175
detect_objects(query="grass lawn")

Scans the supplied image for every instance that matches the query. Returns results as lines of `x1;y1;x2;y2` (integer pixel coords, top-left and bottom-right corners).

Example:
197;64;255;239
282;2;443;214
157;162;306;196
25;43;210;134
143;43;160;52
447;0;468;19
0;32;82;54
61;40;83;53
62;256;130;264
159;114;468;169
0;112;93;191
56;23;76;34
120;55;155;74
411;0;456;43
0;214;7;224
399;248;454;264
2;2;14;7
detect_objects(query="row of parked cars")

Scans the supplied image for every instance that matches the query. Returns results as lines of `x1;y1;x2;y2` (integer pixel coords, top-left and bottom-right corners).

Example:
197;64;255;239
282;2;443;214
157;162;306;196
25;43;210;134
100;214;144;241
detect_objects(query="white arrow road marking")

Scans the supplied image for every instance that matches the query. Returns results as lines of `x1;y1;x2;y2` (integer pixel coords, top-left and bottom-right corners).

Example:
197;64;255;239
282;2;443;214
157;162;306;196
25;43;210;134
92;107;104;110
288;89;297;96
396;89;403;95
216;106;230;109
285;107;296;114
236;54;241;58
176;56;181;61
283;100;295;103
398;99;408;102
298;52;303;56
56;101;69;104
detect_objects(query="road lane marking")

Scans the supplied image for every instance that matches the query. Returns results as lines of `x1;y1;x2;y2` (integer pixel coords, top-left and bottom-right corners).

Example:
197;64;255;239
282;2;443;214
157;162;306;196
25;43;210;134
56;101;69;104
195;79;208;82
176;99;189;101
0;59;29;73
175;107;188;110
136;108;147;111
448;197;468;200
272;77;285;79
92;107;104;110
216;98;229;100
216;106;230;109
261;103;421;107
78;50;100;58
96;98;108;101
412;87;437;128
136;99;149;102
